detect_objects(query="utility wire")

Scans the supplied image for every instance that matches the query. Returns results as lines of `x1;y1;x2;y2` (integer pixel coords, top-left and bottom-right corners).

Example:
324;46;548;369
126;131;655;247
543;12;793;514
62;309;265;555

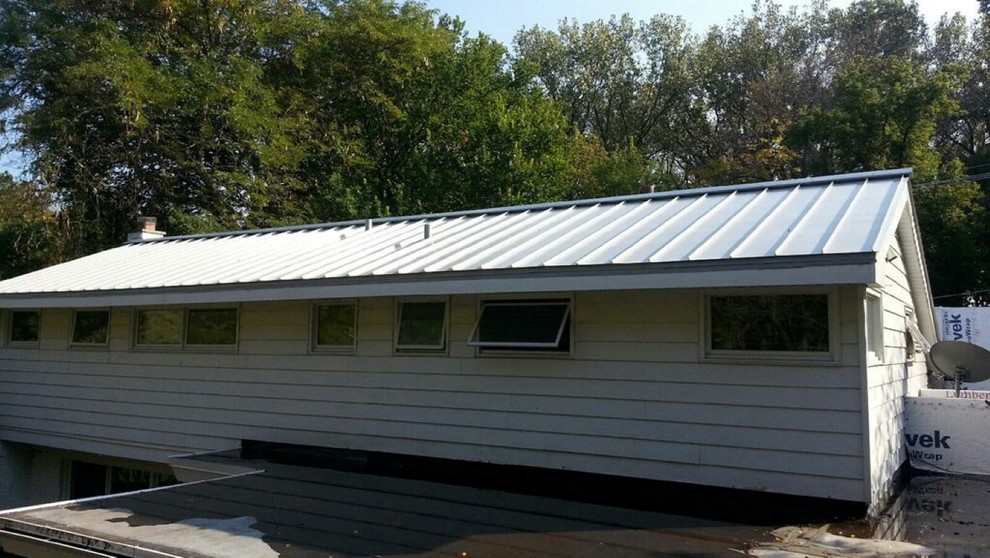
915;171;990;187
933;287;990;300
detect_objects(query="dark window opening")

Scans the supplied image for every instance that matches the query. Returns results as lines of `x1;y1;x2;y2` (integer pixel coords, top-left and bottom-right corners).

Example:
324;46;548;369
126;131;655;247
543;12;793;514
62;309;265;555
72;310;110;345
469;300;571;352
9;311;40;343
709;294;830;353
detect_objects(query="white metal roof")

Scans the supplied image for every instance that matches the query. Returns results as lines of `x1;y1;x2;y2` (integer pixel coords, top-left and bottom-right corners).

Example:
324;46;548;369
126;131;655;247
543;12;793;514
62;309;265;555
0;169;917;308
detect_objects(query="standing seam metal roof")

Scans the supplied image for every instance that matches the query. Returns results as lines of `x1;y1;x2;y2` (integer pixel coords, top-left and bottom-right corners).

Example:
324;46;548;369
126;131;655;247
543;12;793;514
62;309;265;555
0;169;912;297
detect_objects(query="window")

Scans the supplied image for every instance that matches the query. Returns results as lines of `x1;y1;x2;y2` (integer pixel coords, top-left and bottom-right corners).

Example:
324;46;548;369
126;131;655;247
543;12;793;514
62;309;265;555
68;460;177;499
395;300;447;351
313;302;357;351
135;309;183;346
133;307;238;350
71;310;110;345
186;308;238;346
468;299;571;352
866;292;883;361
9;310;40;344
707;293;832;357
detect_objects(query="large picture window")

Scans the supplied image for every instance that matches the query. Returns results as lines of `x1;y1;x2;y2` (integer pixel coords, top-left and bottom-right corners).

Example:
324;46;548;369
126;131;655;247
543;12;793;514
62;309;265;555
708;293;832;356
9;310;40;344
468;299;571;352
395;300;447;351
313;302;357;351
71;310;110;345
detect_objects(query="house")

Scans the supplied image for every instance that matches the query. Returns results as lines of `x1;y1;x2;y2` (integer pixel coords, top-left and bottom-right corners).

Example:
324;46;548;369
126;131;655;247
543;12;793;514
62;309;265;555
0;168;935;517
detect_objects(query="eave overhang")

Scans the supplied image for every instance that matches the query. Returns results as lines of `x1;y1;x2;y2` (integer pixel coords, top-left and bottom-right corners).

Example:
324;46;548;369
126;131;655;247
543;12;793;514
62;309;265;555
0;253;879;309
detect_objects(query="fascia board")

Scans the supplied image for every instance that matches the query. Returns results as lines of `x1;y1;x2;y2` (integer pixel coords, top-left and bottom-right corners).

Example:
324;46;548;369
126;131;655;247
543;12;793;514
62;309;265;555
0;255;878;309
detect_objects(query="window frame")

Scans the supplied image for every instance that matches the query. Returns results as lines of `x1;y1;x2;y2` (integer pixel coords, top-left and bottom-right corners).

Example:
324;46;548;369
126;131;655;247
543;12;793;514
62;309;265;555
133;308;184;349
184;307;239;349
394;298;449;353
467;298;572;353
7;309;41;347
130;306;239;351
866;290;884;363
702;288;840;364
70;309;111;347
311;300;358;353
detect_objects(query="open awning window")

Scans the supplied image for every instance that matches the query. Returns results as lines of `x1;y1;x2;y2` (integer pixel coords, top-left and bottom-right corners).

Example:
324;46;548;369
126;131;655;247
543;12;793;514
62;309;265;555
468;300;570;350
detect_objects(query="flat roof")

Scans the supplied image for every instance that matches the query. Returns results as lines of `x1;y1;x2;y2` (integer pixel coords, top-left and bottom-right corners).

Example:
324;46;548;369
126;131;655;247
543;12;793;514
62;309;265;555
0;455;768;558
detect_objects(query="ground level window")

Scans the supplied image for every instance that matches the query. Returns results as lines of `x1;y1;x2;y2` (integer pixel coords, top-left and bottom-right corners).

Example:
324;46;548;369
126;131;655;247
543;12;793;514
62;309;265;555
468;299;571;352
9;310;40;344
313;302;357;351
68;460;178;499
395;300;447;351
71;310;110;345
708;294;830;354
186;308;238;346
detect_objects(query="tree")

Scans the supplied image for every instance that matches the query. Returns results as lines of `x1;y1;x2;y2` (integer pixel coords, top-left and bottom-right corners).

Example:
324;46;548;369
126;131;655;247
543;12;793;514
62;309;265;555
789;56;962;181
0;173;59;278
0;0;314;256
513;13;698;180
0;0;579;260
914;182;990;305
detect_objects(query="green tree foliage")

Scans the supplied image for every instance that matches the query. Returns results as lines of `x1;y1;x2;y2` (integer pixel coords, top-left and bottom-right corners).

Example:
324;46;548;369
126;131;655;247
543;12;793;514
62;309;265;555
790;56;962;181
0;173;58;278
514;13;697;183
914;182;990;305
0;0;575;258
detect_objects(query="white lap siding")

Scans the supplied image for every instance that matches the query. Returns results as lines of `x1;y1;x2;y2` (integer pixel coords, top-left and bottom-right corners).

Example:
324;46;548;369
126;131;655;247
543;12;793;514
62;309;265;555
864;237;929;514
0;287;866;504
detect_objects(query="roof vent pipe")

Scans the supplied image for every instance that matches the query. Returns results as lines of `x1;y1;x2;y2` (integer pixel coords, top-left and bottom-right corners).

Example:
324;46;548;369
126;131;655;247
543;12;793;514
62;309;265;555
424;223;431;240
365;219;373;231
640;184;656;194
126;216;166;243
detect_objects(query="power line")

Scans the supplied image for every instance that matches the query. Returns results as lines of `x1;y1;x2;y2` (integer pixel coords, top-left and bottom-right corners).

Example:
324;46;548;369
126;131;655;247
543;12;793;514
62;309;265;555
933;288;990;300
915;171;990;187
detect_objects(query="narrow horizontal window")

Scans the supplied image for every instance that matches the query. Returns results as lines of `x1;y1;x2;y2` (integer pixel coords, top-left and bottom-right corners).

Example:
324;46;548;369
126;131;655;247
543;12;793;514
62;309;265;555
709;294;830;353
468;300;571;351
136;309;182;346
313;302;357;351
186;308;238;346
72;310;110;345
396;301;447;351
9;310;40;344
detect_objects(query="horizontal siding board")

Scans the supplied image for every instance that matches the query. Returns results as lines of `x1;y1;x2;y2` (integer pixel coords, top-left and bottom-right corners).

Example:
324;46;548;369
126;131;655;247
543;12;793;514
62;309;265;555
0;367;861;411
0;376;861;435
0;351;863;388
0;389;862;456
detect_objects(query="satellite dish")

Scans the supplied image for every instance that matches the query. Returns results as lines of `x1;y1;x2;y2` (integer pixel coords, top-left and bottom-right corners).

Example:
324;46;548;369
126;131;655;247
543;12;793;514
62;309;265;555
930;341;990;384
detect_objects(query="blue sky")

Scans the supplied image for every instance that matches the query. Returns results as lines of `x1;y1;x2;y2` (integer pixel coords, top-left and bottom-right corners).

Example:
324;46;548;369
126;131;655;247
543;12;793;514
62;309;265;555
423;0;980;47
